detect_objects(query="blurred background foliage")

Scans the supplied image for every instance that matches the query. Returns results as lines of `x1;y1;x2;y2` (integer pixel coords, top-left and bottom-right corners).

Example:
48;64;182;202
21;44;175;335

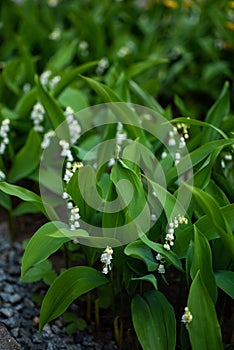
1;0;234;118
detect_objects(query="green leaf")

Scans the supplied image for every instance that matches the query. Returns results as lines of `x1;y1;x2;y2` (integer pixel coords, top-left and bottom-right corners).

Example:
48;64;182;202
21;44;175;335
47;39;78;70
39;266;108;332
215;270;234;299
187;185;234;259
21;260;57;285
111;161;148;222
0;182;50;217
81;75;123;102
190;226;217;303
13;201;40;216
21;222;70;277
132;291;176;350
126;58;167;79
124;240;157;272
67;166;96;222
129;80;165;115
187;271;223;350
131;274;158;290
0;190;11;211
203;81;229;143
9;128;42;182
53;61;98;97
148;178;187;221
175;204;234;258
167;139;234;185
58;87;89;112
171;117;228;140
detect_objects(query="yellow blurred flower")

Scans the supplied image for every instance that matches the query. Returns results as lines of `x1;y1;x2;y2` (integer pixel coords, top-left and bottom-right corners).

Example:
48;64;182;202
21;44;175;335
183;0;194;7
225;21;234;30
229;1;234;9
163;0;179;8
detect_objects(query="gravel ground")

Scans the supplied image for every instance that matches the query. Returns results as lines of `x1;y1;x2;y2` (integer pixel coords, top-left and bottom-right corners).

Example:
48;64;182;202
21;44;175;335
0;230;117;350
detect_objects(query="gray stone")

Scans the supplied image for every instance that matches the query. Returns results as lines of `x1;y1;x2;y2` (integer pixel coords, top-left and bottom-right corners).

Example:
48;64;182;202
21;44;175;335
0;324;22;350
0;307;14;318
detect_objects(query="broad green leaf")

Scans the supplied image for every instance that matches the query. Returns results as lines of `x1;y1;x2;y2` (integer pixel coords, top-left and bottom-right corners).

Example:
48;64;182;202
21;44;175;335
21;222;70;276
13;201;40;216
47;39;78;70
129;80;165;115
203;81;229;143
80;79;146;142
0;182;50;217
2;59;24;95
140;234;183;272
187;271;223;350
148;178;187;221
58;87;89;112
174;95;194;118
167;139;234;185
124;240;157;272
175;204;234;258
35;75;65;130
21;260;57;285
15;87;37;118
190;226;217;303
81;75;123;102
53;61;98;97
0;190;11;211
171;117;228;139
215;270;234;299
9;129;41;182
187;185;234;259
131;274;158;290
111;161;148;221
102;182;125;235
212;239;233;271
126;58;167;78
205;180;230;206
67;166;97;222
39;266;108;332
132;291;176;350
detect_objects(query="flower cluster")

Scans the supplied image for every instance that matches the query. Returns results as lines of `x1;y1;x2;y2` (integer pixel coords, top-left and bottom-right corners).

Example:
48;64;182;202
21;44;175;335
62;191;81;236
116;122;127;146
100;246;113;274
59;140;74;183
40;71;61;90
181;306;193;328
41;130;56;150
0;170;6;181
60;139;84;183
167;125;189;165
31;102;45;133
96;57;109;75
23;83;31;93
117;41;135;58
163;215;188;251
78;41;89;57
221;152;233;169
177;122;189;140
68;204;81;230
64;107;81;144
49;28;61;41
0;119;10;155
156;253;166;274
48;0;59;7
